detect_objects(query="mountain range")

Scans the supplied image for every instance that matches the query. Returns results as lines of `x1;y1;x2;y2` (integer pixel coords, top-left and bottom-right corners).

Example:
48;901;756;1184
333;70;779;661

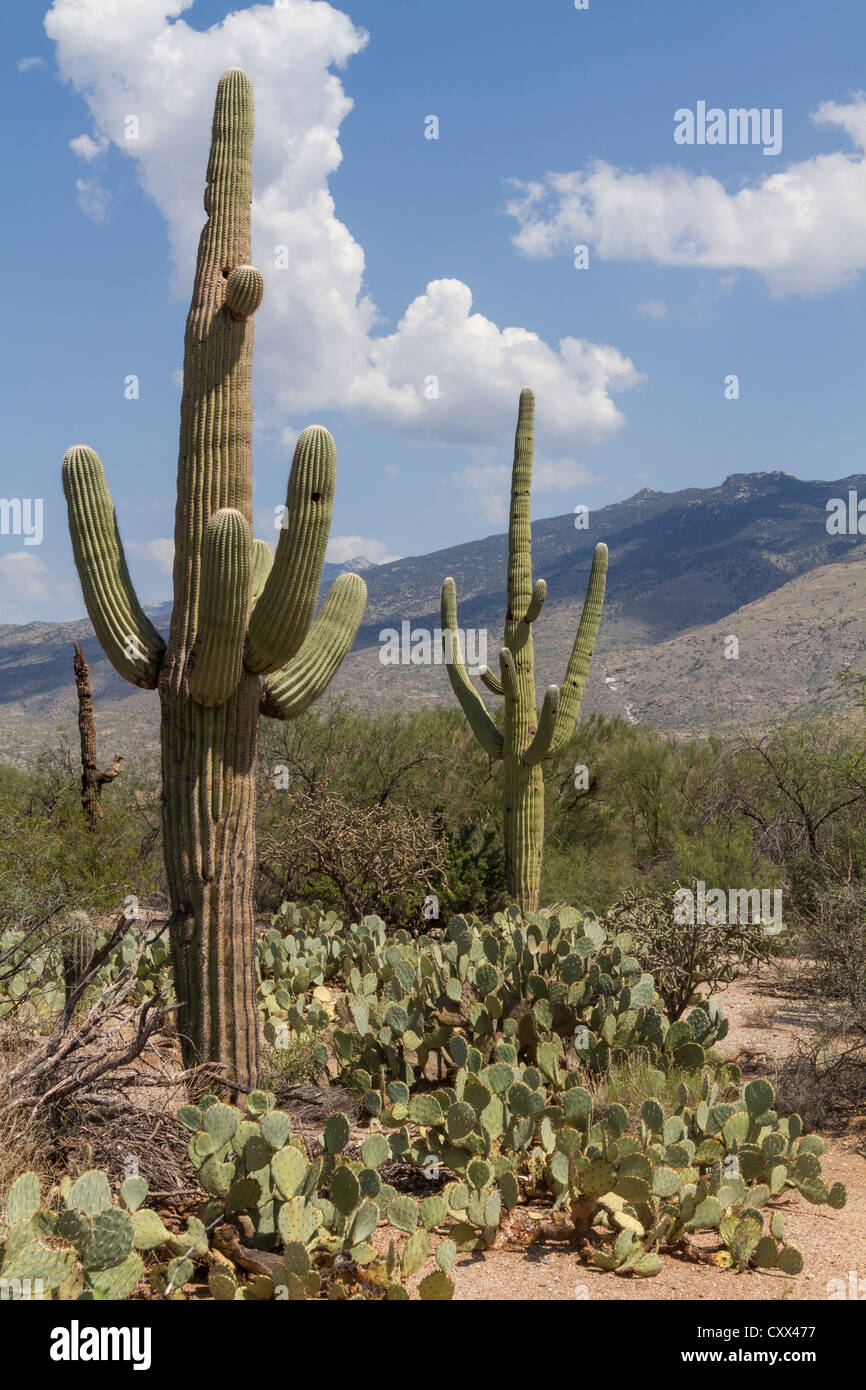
2;469;865;765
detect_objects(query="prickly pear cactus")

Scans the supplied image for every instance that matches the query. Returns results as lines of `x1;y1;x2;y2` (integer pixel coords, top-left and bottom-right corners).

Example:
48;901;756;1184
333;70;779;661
0;1169;198;1300
178;1091;455;1300
0;1073;844;1296
257;905;732;1096
249;908;845;1288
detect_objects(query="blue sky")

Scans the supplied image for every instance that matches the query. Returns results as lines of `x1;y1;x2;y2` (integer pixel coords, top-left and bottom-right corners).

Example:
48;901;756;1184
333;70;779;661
2;0;865;622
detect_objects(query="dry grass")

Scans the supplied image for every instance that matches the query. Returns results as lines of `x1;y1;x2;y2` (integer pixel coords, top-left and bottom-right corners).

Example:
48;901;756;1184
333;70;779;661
0;1024;62;1202
586;1055;740;1130
740;1003;777;1030
0;992;202;1209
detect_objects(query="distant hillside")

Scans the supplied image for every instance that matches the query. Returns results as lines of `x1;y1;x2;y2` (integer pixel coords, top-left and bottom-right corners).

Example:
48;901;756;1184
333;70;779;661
2;470;865;764
598;548;866;734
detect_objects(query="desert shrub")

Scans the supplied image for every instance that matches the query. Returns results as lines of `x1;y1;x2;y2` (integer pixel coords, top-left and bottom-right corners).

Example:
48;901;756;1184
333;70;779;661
602;882;778;1021
541;720;778;911
775;1043;866;1133
586;1056;741;1130
695;719;866;917
257;782;449;928
257;703;501;921
541;838;640;917
0;737;162;945
668;821;771;897
0;739;164;1032
257;1035;328;1091
436;820;506;918
14;706;866;932
801;881;866;1017
247;703;866;924
773;881;866;1124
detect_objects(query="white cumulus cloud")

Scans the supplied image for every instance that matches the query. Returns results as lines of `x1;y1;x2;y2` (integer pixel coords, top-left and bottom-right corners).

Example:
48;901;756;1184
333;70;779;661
456;453;599;525
75;177;110;222
0;552;76;623
45;0;639;455
128;537;174;575
17;57;44;72
507;94;866;297
637;299;669;319
70;132;108;160
350;279;641;450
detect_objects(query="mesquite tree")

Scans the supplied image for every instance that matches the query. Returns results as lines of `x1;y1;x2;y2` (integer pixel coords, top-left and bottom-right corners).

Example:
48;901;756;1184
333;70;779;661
62;70;366;1093
441;388;607;912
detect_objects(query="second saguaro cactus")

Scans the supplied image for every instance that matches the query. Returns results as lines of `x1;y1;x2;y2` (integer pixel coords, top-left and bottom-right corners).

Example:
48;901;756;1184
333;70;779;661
441;388;607;912
62;70;366;1093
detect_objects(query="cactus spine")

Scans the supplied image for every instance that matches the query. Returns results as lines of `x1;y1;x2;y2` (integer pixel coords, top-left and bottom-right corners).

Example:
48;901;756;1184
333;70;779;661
441;388;607;911
62;71;366;1094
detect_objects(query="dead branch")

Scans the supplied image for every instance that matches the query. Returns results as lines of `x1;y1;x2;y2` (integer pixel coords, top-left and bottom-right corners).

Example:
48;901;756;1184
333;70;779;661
72;640;124;825
0;914;180;1120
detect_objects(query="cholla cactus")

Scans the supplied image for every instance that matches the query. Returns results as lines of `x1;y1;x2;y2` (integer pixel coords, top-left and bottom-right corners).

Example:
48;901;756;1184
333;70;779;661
62;70;366;1093
441;388;607;911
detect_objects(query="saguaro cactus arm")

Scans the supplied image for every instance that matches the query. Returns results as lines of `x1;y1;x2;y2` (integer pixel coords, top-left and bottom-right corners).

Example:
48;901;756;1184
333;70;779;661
522;684;561;765
62;445;165;689
498;647;519;703
245;425;336;674
251;539;274;603
261;571;366;720
479;665;504;696
546;541;608;758
187;508;252;707
441;576;504;759
525;579;547;624
224;265;264;320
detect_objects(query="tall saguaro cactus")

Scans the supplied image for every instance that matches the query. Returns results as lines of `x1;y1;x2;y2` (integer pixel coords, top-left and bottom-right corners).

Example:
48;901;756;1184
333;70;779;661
441;388;607;912
62;70;366;1094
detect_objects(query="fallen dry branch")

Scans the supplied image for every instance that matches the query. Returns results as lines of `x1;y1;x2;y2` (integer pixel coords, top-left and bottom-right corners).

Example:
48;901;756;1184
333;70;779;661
0;914;177;1119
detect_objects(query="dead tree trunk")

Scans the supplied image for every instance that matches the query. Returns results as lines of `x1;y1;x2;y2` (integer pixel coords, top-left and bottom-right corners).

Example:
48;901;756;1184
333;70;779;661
72;640;123;825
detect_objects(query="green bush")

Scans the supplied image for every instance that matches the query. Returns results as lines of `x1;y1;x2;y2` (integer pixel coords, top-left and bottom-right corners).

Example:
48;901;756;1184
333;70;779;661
0;736;161;932
602;881;778;1021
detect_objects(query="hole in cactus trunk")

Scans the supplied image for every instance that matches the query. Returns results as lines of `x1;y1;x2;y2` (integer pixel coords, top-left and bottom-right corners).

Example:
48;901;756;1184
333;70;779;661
311;492;322;503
